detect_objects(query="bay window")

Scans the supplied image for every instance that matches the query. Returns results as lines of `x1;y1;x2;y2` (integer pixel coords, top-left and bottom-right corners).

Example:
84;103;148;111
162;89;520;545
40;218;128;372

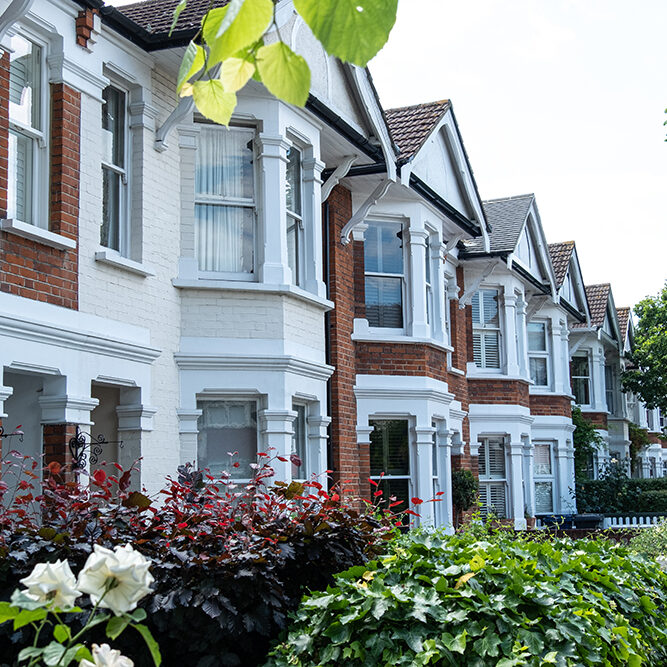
286;145;303;286
195;125;255;276
196;400;257;479
527;321;549;387
533;442;554;514
291;403;307;479
604;364;615;414
101;86;128;253
364;222;404;328
472;289;501;369
571;355;591;405
478;437;507;517
369;420;410;513
8;33;45;227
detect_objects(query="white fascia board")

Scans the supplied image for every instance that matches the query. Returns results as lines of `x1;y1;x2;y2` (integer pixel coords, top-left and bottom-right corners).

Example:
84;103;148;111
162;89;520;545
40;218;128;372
525;199;557;298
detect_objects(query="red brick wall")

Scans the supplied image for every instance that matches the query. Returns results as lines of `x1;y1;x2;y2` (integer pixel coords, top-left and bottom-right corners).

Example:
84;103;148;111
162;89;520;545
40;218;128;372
468;378;531;407
530;394;573;417
43;423;77;480
76;9;98;48
581;411;608;430
355;342;449;382
0;77;80;309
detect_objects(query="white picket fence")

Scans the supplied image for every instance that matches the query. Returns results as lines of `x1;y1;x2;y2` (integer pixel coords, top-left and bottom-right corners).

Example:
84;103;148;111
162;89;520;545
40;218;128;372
603;515;665;529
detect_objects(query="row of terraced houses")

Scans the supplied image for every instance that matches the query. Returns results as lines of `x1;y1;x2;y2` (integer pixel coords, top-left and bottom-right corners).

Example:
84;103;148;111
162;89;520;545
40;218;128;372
0;0;664;530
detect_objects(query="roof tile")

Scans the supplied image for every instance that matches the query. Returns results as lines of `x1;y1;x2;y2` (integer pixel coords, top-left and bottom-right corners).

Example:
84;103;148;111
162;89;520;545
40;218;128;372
573;284;610;329
385;100;450;162
548;241;575;289
119;0;229;35
616;306;630;340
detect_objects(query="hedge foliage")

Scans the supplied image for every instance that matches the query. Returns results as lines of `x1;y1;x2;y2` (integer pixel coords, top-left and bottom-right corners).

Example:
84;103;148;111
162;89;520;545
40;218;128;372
630;518;667;560
267;528;667;667
577;467;667;513
0;452;397;667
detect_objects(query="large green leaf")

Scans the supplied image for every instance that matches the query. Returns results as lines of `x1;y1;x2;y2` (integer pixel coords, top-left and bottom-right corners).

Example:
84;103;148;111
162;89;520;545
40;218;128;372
177;42;206;95
203;0;273;67
169;0;187;35
192;80;237;126
256;42;310;106
221;57;256;92
133;623;162;667
293;0;398;67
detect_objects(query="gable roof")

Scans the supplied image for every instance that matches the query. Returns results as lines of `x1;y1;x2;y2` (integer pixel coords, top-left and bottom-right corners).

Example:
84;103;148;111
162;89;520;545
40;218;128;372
118;0;229;36
385;100;450;163
616;306;630;340
548;241;575;289
462;194;534;255
574;284;611;329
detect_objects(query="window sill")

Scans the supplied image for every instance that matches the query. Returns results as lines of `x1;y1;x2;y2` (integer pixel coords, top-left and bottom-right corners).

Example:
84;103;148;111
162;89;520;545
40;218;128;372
0;219;76;251
351;326;454;352
95;250;155;277
172;278;334;311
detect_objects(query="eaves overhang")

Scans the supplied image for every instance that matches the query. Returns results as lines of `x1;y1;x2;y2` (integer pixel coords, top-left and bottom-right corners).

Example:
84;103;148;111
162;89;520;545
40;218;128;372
512;262;551;296
559;297;587;323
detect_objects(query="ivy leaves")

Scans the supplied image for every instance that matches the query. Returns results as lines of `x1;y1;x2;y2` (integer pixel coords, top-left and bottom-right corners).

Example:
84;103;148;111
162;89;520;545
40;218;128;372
173;0;398;125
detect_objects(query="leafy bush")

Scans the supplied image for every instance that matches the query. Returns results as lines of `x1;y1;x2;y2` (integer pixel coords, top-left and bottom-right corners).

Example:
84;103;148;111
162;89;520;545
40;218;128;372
0;452;397;667
267;529;667;666
451;469;478;514
572;407;604;481
630;518;667;560
577;466;667;513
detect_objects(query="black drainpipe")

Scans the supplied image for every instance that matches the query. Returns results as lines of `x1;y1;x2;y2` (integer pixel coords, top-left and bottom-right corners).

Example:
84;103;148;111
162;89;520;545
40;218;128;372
323;201;334;483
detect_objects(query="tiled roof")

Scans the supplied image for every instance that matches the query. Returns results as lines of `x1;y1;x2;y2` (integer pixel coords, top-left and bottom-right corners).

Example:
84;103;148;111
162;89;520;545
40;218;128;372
461;194;534;255
616;306;630;340
574;284;610;329
548;241;575;289
119;0;229;35
385;100;450;162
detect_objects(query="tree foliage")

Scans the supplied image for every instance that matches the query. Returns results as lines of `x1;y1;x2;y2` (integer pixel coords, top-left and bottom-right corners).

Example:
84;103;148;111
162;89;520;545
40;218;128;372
174;0;398;124
572;406;603;481
622;282;667;413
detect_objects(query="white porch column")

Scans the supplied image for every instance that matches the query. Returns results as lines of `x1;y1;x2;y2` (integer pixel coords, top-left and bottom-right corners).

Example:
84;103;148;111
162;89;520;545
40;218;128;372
116;398;156;473
257;134;291;284
522;439;535;518
177;409;202;465
307;414;331;479
556;437;575;513
414;425;436;526
430;236;446;344
0;385;12;419
408;228;430;339
554;320;570;395
38;395;99;426
509;441;527;530
438;427;454;534
260;409;297;481
503;292;521;376
302;155;327;298
591;347;607;412
516;296;528;378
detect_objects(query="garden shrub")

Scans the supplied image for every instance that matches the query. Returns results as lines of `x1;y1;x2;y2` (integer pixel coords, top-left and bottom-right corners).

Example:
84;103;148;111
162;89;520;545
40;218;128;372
630;518;667;560
451;469;478;524
0;452;397;667
267;528;667;666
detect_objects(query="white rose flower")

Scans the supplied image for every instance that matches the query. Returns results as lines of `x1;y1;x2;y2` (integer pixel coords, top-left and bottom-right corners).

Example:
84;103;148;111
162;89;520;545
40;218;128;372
77;544;154;616
79;643;134;667
19;559;80;609
657;555;667;572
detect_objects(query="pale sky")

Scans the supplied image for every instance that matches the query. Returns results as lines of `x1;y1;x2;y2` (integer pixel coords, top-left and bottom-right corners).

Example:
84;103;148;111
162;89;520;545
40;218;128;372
107;0;666;309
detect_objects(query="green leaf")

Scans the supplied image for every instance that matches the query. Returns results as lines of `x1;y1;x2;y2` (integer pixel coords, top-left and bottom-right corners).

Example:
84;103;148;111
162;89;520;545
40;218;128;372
0;601;19;624
474;631;502;657
213;0;244;38
129;608;147;623
169;0;187;35
18;647;44;662
221;57;256;92
106;615;130;640
177;42;206;94
14;607;48;630
192;79;237;126
42;642;66;667
133;623;162;667
256;42;310;106
11;589;47;611
74;646;93;663
203;0;273;67
293;0;398;67
442;630;467;654
53;624;70;643
123;491;152;510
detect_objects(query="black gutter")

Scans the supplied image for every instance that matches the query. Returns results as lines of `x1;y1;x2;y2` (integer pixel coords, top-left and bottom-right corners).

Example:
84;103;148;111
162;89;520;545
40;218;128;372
321;162;387;181
560;297;586;323
512;263;551;295
408;173;481;237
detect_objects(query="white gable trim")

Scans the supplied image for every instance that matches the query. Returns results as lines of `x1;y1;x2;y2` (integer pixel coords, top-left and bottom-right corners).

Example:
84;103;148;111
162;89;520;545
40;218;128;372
562;246;590;324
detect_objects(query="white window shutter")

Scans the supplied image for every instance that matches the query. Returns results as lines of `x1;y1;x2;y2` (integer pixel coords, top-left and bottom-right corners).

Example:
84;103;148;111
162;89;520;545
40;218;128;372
483;332;500;368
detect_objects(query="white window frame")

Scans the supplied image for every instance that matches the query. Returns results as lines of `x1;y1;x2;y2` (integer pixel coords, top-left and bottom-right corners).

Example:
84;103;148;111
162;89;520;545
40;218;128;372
6;29;49;229
425;233;434;333
527;320;550;388
100;83;130;256
291;402;308;481
194;121;257;281
472;288;502;370
478;436;508;518
285;141;304;287
533;441;555;515
604;364;616;415
364;220;406;332
572;354;592;406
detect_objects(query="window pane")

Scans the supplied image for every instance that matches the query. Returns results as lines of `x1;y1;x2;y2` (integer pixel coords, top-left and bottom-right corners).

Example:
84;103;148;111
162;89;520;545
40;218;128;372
480;482;506;518
101;168;121;251
102;87;125;168
286;146;301;216
481;290;499;325
527;322;546;351
291;404;307;478
287;218;298;284
572;356;589;378
530;357;548;386
535;481;553;514
196;127;254;200
197;401;257;478
480;439;505;480
483;331;500;368
425;236;431;284
196;204;254;273
8;130;33;223
364;222;403;274
9;34;41;130
371;477;410;520
573;377;590;405
534;444;552;475
369;420;409;476
365;276;403;328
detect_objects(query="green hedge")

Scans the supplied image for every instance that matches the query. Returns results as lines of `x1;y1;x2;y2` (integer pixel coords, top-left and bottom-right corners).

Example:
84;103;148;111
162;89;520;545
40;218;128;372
577;472;667;513
267;529;667;666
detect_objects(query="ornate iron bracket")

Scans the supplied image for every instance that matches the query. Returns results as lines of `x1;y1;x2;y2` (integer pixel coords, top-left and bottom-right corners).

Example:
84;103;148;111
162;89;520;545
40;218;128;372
0;425;24;443
69;425;123;471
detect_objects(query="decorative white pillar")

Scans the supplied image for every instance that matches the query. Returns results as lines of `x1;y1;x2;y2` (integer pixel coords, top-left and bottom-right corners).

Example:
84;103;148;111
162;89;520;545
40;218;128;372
509;441;527;529
260;409;297;481
556;320;570;395
408;228;431;339
0;385;13;419
38;395;99;426
438;427;454;534
307;414;331;479
503;292;520;376
414;425;436;526
430;236;446;344
591;347;607;412
516;296;528;379
177;409;202;465
302;155;327;298
257;134;291;284
522;439;535;518
555;438;575;513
